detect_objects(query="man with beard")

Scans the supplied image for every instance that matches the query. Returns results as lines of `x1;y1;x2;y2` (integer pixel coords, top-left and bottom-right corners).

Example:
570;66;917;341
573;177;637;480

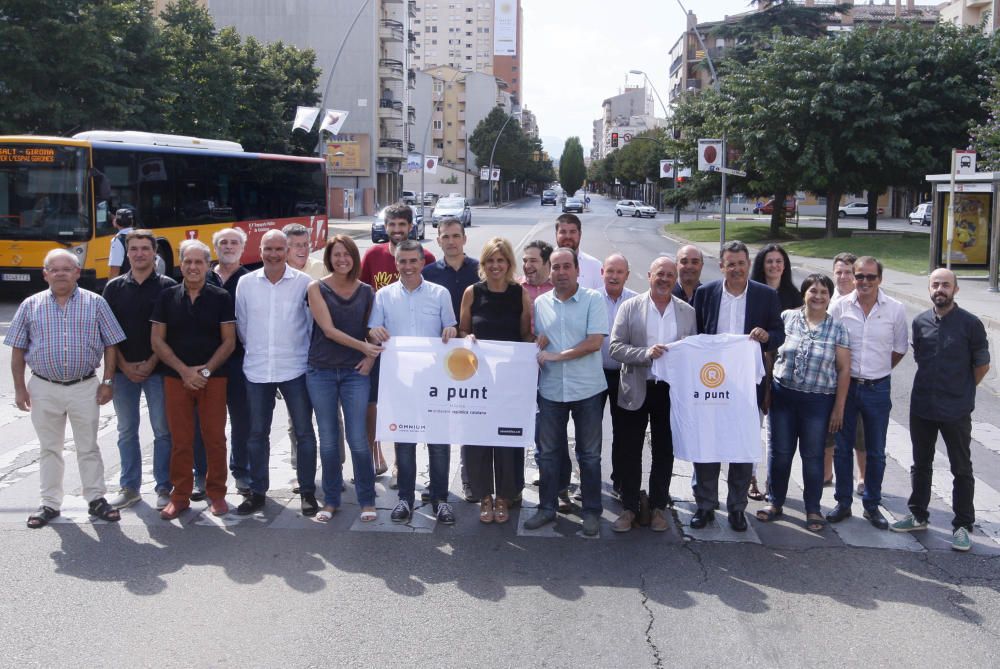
890;269;990;552
554;213;603;291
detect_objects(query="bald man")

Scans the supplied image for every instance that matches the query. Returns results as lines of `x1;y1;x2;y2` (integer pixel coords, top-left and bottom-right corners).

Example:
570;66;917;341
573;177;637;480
890;269;990;552
673;244;704;304
600;253;637;499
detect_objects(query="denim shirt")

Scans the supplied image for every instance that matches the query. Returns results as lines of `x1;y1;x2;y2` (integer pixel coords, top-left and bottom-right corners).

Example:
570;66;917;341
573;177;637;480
533;285;608;402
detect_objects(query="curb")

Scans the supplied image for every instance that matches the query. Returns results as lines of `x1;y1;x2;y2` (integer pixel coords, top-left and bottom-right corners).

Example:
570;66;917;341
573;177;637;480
661;230;1000;335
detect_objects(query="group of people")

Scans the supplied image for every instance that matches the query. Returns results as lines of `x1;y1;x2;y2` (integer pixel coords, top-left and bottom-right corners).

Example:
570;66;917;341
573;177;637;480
6;204;991;551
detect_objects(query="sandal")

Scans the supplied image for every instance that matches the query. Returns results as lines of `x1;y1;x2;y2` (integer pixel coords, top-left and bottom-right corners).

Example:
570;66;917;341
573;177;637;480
479;496;495;524
806;514;827;532
748;477;766;501
494;498;510;524
314;506;337;523
88;497;121;522
360;507;377;522
755;505;783;522
27;505;60;529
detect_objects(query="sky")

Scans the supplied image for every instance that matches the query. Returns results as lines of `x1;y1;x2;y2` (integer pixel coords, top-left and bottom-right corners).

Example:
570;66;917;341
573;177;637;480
520;0;754;157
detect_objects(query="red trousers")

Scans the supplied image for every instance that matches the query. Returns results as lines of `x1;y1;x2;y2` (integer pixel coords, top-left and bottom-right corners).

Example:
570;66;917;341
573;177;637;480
164;376;228;504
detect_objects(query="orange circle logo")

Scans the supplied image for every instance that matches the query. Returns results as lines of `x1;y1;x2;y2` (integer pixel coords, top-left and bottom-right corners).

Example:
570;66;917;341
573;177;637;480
700;362;725;388
445;348;479;381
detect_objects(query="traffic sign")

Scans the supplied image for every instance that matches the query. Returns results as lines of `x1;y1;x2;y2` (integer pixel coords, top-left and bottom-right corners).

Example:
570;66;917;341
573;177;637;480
698;139;723;172
716;166;747;177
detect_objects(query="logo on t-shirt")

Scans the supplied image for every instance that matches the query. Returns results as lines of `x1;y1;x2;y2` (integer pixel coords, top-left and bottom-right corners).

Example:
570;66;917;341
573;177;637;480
373;271;398;291
700;362;725;388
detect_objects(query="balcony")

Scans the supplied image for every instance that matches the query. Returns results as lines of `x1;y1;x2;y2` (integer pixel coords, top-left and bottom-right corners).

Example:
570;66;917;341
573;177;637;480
407;69;416;89
378;98;403;120
408;0;416;16
432;127;444;139
378;138;405;159
685;78;702;91
379;19;403;42
379;58;404;81
408;142;415;152
408;30;417;53
407;105;416;124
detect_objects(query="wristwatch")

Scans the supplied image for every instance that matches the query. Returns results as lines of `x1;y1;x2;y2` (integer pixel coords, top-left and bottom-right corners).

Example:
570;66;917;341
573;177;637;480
200;368;211;378
100;378;113;387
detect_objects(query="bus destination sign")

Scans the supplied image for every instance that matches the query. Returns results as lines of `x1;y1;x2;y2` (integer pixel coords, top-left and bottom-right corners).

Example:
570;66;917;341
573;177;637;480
0;146;57;164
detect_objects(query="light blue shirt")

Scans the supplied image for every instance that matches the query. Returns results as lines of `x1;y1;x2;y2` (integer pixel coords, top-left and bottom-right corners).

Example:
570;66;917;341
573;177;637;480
533;285;608;402
600;286;637;369
368;278;457;337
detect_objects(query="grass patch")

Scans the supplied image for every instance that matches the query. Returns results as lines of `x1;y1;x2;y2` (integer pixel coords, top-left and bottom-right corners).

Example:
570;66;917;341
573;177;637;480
665;220;932;274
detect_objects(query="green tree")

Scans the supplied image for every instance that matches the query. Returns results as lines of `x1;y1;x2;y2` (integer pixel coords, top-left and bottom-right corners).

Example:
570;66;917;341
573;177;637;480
469;106;536;190
558;137;586;196
713;0;850;67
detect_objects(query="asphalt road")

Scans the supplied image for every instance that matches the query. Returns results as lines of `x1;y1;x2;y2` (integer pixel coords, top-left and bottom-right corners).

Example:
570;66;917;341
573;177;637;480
1;196;998;667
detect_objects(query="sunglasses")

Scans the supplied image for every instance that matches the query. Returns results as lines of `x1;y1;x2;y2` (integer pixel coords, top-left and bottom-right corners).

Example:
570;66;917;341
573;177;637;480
854;273;879;282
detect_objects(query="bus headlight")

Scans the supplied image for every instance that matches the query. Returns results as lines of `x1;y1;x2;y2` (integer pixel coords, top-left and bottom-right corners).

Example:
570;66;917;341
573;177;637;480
68;244;88;263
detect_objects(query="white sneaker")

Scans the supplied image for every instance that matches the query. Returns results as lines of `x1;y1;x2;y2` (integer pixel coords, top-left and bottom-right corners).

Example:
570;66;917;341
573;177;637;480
108;488;141;510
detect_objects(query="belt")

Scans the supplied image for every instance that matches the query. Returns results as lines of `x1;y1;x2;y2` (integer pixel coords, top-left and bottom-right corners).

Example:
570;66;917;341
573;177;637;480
33;372;96;386
851;375;889;387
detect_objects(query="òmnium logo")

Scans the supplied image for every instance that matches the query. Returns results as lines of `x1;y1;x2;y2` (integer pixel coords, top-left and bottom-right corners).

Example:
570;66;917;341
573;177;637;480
700;362;725;388
445;348;478;381
389;423;397;431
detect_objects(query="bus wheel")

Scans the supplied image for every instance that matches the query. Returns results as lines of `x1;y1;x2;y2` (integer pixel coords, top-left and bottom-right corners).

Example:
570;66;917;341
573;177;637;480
156;240;175;279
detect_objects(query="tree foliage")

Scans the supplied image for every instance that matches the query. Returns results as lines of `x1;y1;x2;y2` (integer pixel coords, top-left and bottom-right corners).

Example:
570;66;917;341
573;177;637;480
468;107;554;187
558;137;586;196
0;0;320;153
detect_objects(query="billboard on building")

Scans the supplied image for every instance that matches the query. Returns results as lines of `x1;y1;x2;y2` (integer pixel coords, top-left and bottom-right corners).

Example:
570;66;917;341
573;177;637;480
326;134;371;177
494;1;517;56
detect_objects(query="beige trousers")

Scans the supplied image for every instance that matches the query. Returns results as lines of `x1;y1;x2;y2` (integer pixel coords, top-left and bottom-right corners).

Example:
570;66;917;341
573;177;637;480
29;375;106;510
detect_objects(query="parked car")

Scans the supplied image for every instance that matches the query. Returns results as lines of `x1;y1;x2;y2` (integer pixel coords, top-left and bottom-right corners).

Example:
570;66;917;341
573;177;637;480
909;202;932;226
756;197;796;215
562;197;584;213
371;206;425;243
541;189;557;205
445;192;463;198
838;201;884;217
402;190;417;205
422;192;438;206
615;200;657;218
431;196;471;227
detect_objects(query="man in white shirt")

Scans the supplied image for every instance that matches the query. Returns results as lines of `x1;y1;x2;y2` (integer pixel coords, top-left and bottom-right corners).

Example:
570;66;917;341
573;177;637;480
599;254;637;499
555;213;603;291
827;255;908;530
234;230;318;516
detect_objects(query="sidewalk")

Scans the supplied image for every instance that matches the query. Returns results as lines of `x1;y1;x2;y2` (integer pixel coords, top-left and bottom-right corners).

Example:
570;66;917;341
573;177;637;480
662;229;1000;393
326;218;371;240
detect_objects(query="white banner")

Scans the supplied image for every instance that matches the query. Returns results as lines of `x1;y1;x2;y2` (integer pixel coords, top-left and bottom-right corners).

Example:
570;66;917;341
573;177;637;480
319;108;349;135
376;337;537;447
424;155;439;174
698;138;723;172
480;166;490;180
292;105;320;132
406;152;422;171
493;1;517;56
491;168;501;182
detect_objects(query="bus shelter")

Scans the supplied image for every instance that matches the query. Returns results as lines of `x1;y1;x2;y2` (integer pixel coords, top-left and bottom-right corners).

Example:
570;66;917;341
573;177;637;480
925;172;1000;292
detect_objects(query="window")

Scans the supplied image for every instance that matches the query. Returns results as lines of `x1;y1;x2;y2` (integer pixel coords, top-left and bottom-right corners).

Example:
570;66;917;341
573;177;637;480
433;120;443;130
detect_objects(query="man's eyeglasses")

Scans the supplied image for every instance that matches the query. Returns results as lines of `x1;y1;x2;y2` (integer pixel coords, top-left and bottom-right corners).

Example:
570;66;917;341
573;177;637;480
854;273;879;282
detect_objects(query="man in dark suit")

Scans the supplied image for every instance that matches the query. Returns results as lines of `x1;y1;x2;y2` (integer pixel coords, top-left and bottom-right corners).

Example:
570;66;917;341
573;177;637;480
691;240;784;531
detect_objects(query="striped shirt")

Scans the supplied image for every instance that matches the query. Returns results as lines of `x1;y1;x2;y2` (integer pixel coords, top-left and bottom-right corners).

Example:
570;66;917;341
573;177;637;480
773;309;849;394
4;287;125;381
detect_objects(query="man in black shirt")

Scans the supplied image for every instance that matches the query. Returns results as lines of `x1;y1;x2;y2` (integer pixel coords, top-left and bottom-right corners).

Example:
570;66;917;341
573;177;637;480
103;230;177;511
151;239;236;520
890;269;990;552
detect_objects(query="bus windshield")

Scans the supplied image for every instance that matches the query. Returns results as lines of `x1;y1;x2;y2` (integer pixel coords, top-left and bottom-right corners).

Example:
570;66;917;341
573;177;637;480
0;144;91;242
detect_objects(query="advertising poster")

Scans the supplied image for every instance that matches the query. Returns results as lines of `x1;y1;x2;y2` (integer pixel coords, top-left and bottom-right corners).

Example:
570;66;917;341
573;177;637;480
376;337;537;448
493;1;517;56
939;192;991;267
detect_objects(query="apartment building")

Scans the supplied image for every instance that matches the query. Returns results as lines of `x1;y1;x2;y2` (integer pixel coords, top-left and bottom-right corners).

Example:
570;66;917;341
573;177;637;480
203;0;418;212
939;0;1000;32
595;86;653;160
412;0;523;107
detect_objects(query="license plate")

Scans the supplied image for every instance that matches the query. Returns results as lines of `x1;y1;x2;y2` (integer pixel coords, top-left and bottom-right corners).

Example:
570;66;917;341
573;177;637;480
2;273;30;282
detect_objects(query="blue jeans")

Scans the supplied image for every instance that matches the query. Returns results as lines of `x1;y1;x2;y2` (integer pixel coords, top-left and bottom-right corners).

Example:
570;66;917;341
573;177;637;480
395;442;450;506
834;378;891;511
192;358;250;485
768;382;834;515
306;366;375;508
246;375;317;496
532;393;571;492
537;392;604;515
112;372;172;492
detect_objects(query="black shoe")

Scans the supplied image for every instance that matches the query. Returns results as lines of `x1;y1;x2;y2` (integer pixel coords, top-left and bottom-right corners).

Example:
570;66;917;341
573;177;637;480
557;489;573;513
291;485;301;495
690;508;715;529
826;505;852;524
300;493;319;517
434;502;456;525
728;510;748;532
390;500;412;523
420;489;431;503
190;482;207;502
863;508;889;530
236;493;265;515
462;484;476;503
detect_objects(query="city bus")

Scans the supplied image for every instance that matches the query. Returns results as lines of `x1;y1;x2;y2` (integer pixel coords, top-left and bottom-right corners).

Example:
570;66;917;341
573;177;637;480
0;131;327;290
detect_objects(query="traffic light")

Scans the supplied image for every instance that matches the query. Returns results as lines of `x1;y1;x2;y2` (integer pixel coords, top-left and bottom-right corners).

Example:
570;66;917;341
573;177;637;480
611;132;619;148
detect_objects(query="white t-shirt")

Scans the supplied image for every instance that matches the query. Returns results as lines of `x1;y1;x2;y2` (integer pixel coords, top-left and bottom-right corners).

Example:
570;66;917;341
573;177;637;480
108;226;133;268
657;333;765;463
577;250;604;291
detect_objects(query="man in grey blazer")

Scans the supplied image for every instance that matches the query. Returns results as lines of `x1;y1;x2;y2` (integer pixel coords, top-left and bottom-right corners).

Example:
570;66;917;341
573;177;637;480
609;256;696;532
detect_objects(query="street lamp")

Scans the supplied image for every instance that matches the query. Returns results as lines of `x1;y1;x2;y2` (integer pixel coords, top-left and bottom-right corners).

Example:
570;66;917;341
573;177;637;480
487;107;521;208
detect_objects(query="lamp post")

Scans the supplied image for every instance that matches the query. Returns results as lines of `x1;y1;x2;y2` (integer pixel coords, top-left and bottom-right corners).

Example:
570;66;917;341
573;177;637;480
487;107;521;208
629;68;681;224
